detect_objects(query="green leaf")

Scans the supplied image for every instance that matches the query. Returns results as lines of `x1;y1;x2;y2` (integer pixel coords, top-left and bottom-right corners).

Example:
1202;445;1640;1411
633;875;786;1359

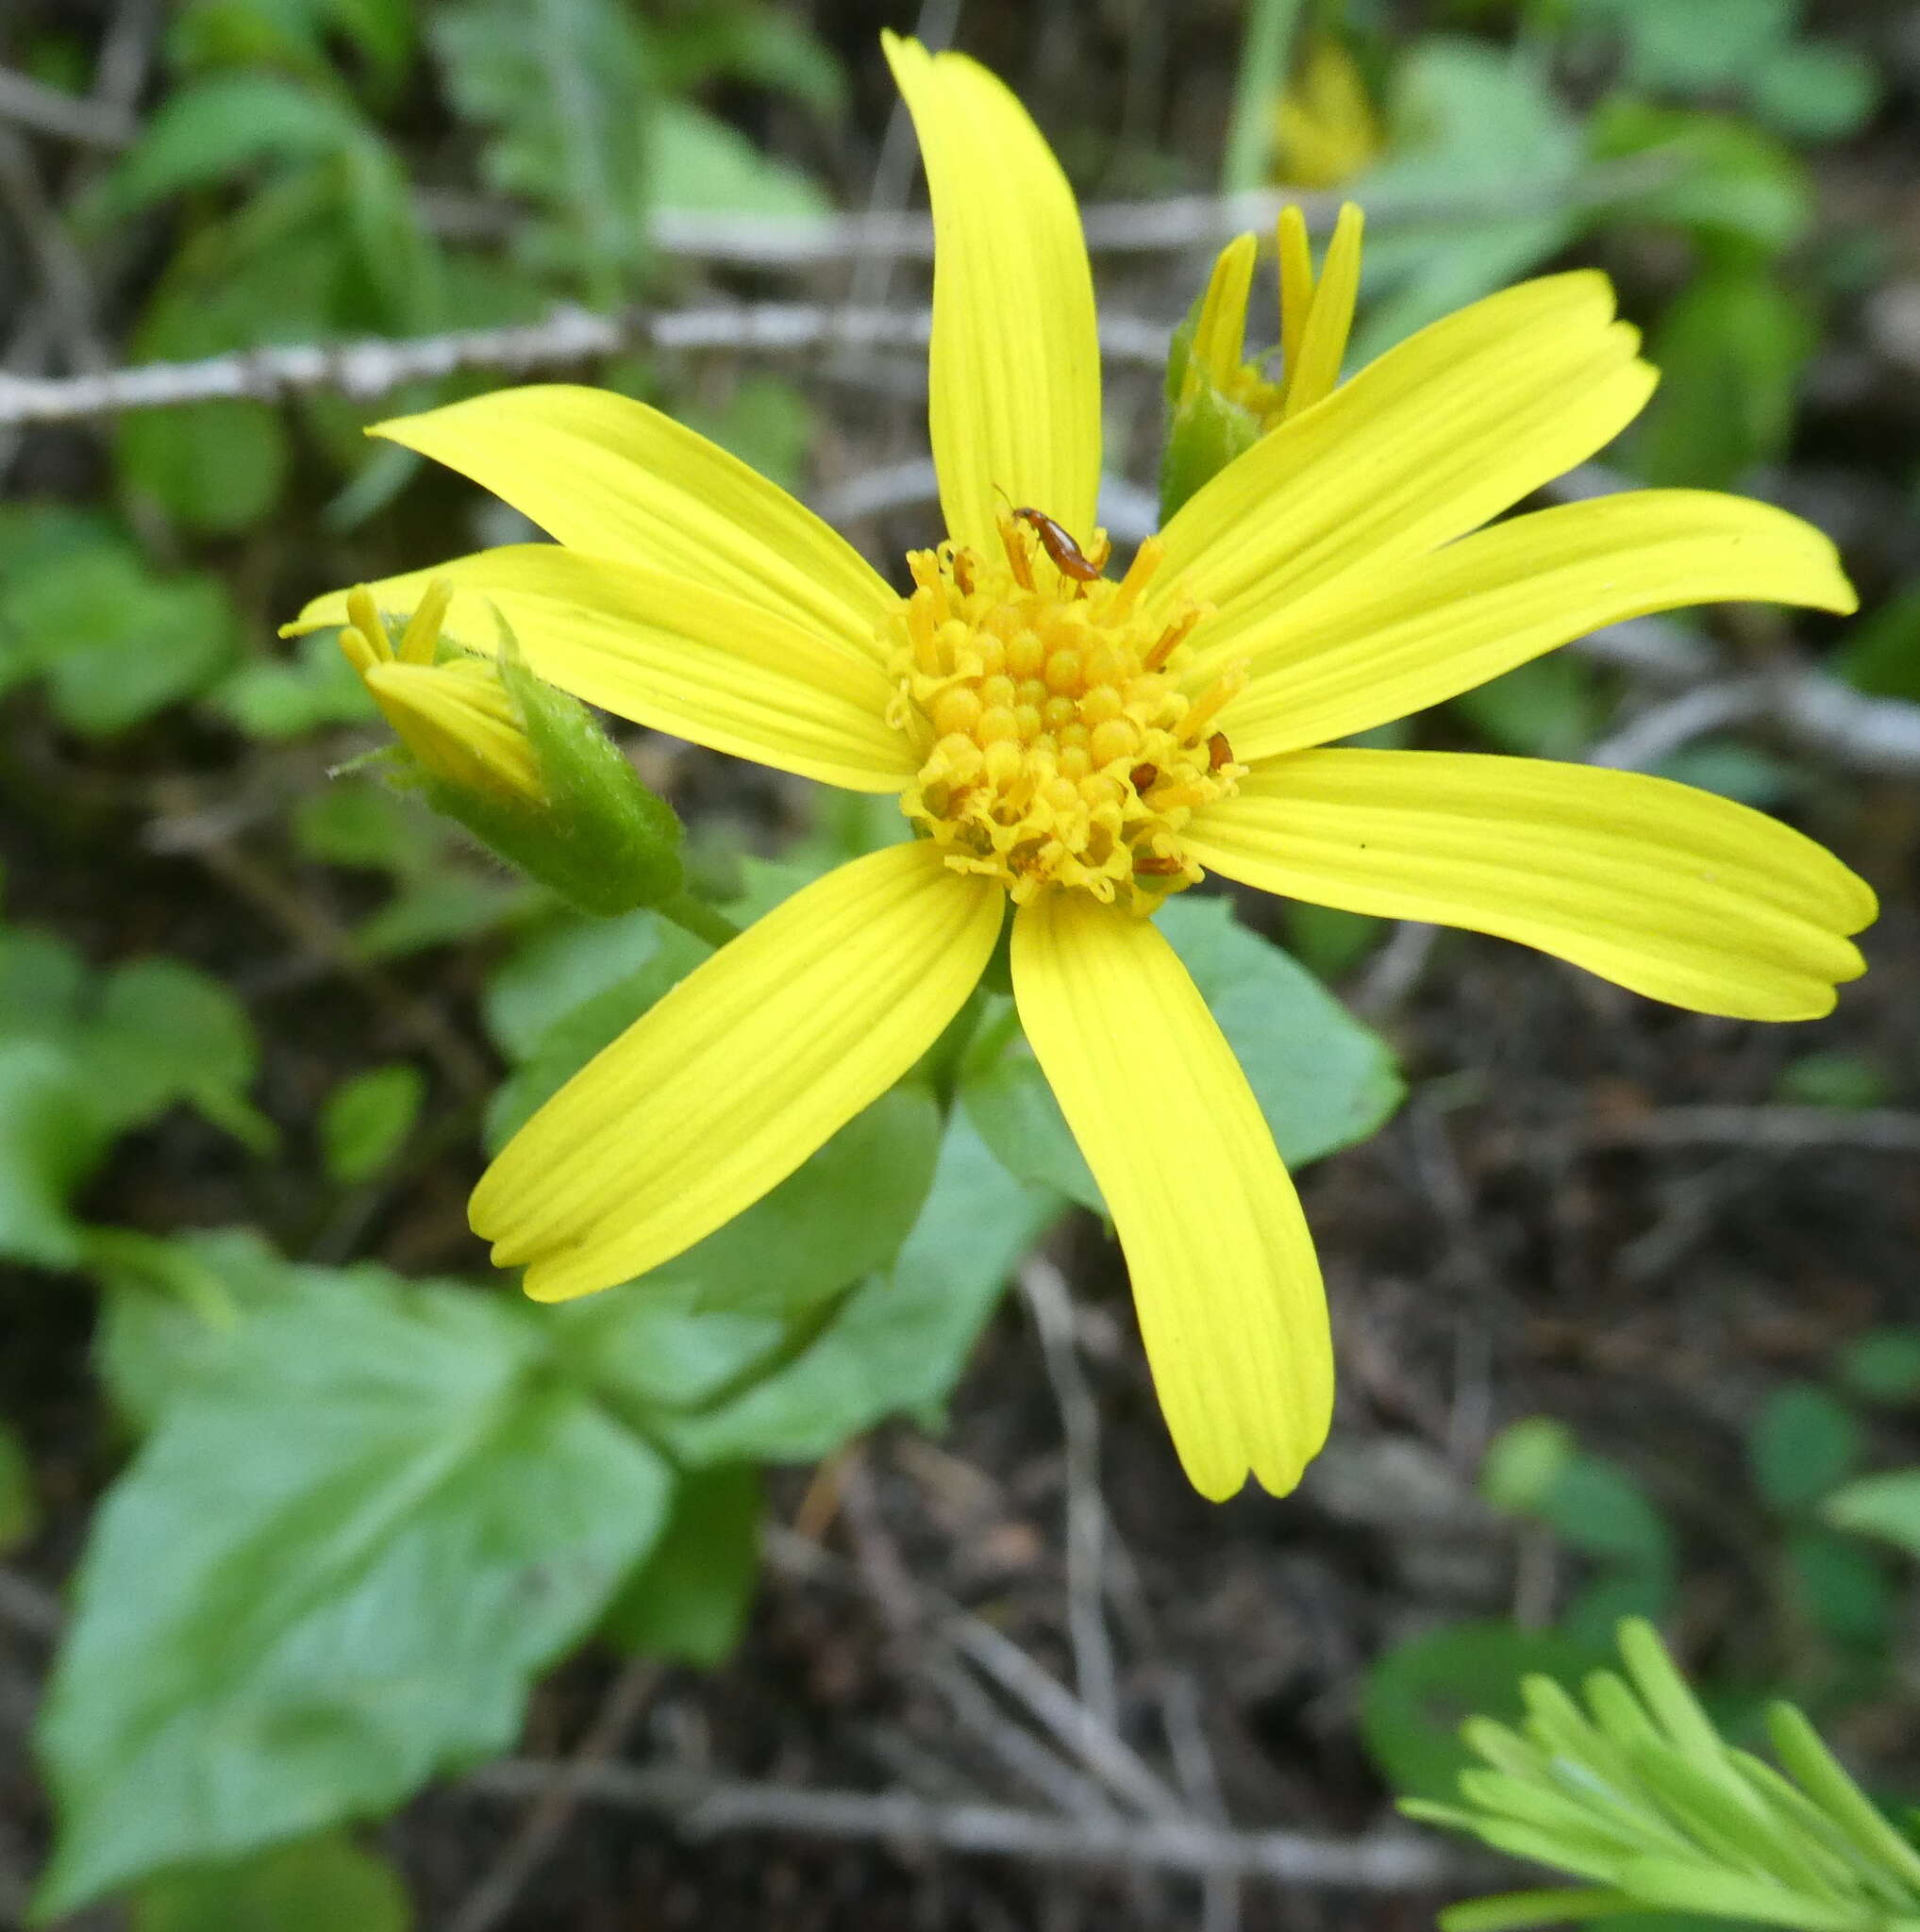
961;897;1401;1212
656;1113;1062;1466
352;874;528;959
1834;1329;1920;1407
649;100;831;223
485;923;711;1146
79;958;272;1151
0;1039;113;1270
1630;269;1815;491
1452;656;1608;760
320;1064;425;1185
1785;1528;1892;1652
1362;1621;1610;1805
129;1831;410;1932
429;0;654;301
1539;1456;1673;1570
678;376;817;499
1572;0;1793;94
35;1256;672;1914
0;1416;37;1555
482;907;674;1062
1156;895;1405;1165
1748;1383;1863;1513
1831;585;1920;704
92;74;370;218
654;3;846;120
1770;1051;1890;1111
602;1463;760;1667
119;399;288;539
1587;100;1813;257
1282;902;1381;983
292;787;435;874
0;536;236;734
1480;1417;1578;1516
621;1084;943;1319
960;1018;1100;1215
1746;41;1878;144
544;1085;946;1419
1821;1470;1920;1559
1347;41;1582;360
211;632;377;740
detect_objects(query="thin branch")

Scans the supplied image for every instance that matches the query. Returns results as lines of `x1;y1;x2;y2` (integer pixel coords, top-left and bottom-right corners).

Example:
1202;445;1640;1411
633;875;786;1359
1018;1257;1121;1740
0;66;136;148
446;1659;662;1932
461;1759;1462;1891
1585;1107;1920;1157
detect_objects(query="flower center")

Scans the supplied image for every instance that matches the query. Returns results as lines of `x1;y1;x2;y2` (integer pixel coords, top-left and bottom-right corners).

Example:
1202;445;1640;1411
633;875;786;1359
882;516;1243;912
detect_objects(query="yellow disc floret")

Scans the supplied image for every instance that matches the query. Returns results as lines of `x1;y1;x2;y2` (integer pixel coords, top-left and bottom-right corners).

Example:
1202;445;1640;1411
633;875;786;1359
884;515;1244;913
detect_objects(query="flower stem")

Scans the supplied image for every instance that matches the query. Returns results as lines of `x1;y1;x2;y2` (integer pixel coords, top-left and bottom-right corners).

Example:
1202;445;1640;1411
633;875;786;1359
654;886;741;950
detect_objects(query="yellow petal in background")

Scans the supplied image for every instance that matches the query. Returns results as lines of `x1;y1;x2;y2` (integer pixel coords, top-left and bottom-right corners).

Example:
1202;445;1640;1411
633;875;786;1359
371;385;895;669
291;546;915;793
1152;273;1654;658
475;841;1004;1302
1189;751;1876;1021
884;32;1102;556
1221;491;1859;759
1010;894;1332;1499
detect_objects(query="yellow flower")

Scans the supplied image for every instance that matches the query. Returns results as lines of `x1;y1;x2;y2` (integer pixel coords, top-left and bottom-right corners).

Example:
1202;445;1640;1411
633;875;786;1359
289;35;1872;1502
338;579;542;802
1187;202;1364;430
1273;36;1383;192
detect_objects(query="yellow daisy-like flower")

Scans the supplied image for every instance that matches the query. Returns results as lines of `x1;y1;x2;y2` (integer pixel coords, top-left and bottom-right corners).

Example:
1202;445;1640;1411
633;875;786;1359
291;36;1873;1501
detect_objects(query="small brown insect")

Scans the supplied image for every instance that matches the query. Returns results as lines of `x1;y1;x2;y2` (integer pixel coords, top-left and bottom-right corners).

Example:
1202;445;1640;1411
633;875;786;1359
1012;507;1103;582
1135;853;1185;876
1207;732;1233;773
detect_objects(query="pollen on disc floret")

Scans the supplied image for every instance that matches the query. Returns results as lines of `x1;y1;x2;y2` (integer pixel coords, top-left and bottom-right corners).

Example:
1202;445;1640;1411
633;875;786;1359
883;515;1244;913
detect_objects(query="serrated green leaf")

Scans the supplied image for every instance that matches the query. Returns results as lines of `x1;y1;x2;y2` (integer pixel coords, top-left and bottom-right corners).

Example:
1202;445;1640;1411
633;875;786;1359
602;1462;760;1667
35;1255;672;1914
129;1830;411;1932
320;1064;425;1184
655;1113;1061;1466
1749;1384;1863;1513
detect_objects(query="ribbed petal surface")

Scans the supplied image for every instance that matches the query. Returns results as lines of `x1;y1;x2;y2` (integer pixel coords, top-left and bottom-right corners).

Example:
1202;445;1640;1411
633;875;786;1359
1011;895;1333;1498
370;384;894;668
292;547;914;793
885;32;1101;555
1189;751;1876;1020
474;841;1004;1301
1149;273;1654;654
1218;491;1858;759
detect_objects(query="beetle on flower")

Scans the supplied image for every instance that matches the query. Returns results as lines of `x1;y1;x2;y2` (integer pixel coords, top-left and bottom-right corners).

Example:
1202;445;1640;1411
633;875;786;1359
292;34;1873;1502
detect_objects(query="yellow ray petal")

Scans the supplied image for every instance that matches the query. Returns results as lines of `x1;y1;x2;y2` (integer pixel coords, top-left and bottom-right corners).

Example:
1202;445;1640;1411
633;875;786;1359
1217;491;1858;759
475;841;1004;1302
368;384;894;669
1281;201;1363;419
1147;274;1655;652
1010;894;1332;1499
884;32;1101;556
1188;751;1876;1021
291;547;915;794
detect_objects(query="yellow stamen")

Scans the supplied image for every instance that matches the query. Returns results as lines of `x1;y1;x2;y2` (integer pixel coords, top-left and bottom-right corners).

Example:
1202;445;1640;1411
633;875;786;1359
884;524;1235;913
